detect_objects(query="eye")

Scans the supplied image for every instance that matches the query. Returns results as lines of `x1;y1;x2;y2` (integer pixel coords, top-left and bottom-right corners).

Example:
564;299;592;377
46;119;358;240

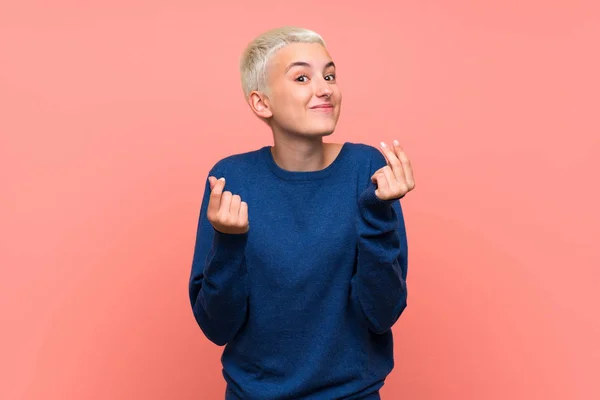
295;74;309;82
325;73;336;81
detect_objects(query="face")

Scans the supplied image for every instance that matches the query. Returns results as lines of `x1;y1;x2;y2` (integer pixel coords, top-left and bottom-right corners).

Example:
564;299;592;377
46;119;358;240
249;42;342;138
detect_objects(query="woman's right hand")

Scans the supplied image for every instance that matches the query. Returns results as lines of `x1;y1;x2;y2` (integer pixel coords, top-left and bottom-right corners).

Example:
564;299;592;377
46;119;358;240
207;177;249;234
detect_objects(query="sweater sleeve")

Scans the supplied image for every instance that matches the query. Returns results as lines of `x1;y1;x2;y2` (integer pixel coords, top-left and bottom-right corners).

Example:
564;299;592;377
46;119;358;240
350;149;409;334
188;169;250;346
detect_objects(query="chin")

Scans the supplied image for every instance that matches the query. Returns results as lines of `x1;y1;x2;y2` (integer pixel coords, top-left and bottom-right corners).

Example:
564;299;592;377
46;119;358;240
305;125;336;137
281;119;339;138
308;119;339;135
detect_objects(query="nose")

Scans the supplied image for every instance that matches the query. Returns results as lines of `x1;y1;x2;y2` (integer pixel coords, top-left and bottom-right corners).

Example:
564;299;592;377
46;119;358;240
315;76;333;98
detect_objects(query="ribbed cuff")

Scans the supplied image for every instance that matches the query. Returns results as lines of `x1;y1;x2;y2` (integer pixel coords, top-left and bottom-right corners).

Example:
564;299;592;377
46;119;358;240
212;229;249;253
358;181;400;210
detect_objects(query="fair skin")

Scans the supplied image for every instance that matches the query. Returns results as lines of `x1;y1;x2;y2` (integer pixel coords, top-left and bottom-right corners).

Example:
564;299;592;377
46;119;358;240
249;42;343;172
206;42;415;234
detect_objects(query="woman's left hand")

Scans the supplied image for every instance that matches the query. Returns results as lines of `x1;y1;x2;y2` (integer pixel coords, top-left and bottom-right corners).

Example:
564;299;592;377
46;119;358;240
371;140;416;200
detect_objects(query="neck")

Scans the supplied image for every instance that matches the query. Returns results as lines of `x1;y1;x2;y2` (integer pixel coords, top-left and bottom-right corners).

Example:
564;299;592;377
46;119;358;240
269;130;329;172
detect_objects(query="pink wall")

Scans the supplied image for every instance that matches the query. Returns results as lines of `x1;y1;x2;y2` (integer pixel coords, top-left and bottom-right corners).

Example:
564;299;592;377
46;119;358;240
2;1;598;399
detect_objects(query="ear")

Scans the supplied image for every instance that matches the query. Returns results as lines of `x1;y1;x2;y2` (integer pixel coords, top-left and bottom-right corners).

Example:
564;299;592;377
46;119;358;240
248;91;273;119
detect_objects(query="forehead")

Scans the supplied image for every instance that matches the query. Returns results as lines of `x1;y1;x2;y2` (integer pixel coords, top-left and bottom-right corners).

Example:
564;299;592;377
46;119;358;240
269;42;333;71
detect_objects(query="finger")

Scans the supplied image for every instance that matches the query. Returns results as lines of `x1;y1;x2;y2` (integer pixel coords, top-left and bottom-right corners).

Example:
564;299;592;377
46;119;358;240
393;142;415;189
390;141;408;183
371;167;384;183
381;166;395;186
230;194;241;218
239;201;248;225
211;177;225;195
208;176;217;190
381;166;400;198
219;191;233;216
208;177;226;215
372;171;389;198
379;141;404;181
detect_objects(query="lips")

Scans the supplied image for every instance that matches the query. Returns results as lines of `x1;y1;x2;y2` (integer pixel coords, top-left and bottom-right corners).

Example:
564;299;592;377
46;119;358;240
310;104;333;109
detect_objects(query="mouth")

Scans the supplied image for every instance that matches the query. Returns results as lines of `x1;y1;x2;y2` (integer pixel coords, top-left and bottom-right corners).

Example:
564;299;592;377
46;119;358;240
310;104;334;111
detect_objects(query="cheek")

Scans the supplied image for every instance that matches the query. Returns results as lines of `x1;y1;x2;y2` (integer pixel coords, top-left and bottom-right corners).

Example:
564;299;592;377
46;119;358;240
273;89;305;107
334;88;342;101
294;88;314;104
284;93;312;114
270;86;314;120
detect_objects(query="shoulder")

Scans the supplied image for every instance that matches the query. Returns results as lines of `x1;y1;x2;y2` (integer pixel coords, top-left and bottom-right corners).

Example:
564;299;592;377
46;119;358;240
207;146;265;177
345;141;386;171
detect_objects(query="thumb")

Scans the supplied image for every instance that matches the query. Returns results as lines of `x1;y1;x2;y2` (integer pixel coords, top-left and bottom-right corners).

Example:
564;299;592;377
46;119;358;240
371;170;382;184
208;176;217;190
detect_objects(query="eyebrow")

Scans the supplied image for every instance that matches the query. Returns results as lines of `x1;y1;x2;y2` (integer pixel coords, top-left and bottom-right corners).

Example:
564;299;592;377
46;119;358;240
285;61;335;73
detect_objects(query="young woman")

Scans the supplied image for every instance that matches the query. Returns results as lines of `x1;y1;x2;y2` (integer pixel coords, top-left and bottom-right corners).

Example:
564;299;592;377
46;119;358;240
189;26;415;399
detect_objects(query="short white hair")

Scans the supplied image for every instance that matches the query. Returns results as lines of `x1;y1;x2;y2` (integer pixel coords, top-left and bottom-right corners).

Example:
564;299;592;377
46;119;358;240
239;26;326;99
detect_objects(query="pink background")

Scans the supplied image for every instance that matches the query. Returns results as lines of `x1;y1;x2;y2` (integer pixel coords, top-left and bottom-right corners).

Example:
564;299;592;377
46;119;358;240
1;1;599;399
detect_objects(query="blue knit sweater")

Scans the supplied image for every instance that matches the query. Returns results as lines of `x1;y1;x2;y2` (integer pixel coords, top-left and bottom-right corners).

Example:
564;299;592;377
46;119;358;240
189;142;409;399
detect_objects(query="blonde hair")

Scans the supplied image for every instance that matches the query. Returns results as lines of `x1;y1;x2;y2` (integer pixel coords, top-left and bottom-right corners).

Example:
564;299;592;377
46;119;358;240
239;26;326;99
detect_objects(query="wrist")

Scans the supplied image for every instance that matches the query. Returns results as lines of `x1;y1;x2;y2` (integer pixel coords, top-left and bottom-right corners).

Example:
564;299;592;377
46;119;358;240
359;181;399;209
212;228;249;249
